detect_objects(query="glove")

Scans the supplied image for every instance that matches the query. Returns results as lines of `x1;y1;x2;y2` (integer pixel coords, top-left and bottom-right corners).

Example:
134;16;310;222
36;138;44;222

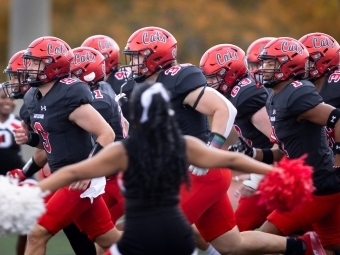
115;93;128;106
7;169;27;182
242;173;264;190
228;137;256;158
188;165;209;176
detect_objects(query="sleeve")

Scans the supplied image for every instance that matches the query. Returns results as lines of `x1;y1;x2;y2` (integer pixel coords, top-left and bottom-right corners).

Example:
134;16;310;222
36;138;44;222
92;100;112;122
287;84;323;116
19;105;33;131
237;87;268;115
175;66;207;95
64;82;93;112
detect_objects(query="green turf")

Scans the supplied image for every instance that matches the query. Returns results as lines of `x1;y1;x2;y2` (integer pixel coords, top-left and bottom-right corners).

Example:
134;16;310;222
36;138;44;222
0;232;206;255
0;232;74;255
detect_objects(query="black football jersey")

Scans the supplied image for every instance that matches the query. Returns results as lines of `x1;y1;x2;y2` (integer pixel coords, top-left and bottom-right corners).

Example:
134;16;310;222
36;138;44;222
227;76;272;148
266;80;338;195
155;64;210;142
91;81;125;141
20;87;35;132
318;71;340;151
0;114;25;174
106;68;135;122
23;78;93;172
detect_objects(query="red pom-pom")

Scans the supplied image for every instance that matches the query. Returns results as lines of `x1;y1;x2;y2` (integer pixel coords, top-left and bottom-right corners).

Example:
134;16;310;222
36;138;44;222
257;155;315;212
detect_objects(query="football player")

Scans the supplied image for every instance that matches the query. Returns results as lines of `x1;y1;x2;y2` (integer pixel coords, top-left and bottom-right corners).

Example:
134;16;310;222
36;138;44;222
13;36;120;255
120;26;321;255
81;35;135;124
200;43;274;232
234;37;340;253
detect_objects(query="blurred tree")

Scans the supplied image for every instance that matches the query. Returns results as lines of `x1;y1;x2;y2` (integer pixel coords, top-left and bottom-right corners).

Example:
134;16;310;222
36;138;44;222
0;0;9;79
1;0;340;81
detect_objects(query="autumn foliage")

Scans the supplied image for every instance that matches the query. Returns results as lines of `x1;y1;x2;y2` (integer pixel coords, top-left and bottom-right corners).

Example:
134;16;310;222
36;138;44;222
1;0;340;80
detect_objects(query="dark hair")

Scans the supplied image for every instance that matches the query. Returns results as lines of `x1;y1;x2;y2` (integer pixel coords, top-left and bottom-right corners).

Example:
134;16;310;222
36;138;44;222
123;81;189;201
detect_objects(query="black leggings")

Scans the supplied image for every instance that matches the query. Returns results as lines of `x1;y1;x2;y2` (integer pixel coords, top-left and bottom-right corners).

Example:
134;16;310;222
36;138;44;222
63;222;96;255
118;206;195;255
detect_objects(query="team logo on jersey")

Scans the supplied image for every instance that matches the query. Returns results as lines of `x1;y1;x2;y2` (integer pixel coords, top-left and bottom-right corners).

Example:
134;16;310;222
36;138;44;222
312;37;335;49
41;105;47;111
115;70;131;80
216;51;238;66
270;109;276;121
73;52;96;65
34;114;44;119
47;43;68;57
328;71;340;83
142;31;166;45
281;41;303;55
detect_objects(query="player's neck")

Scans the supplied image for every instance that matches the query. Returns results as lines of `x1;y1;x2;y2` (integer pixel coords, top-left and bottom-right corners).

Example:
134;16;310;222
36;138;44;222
312;76;326;92
104;72;112;82
147;71;161;82
38;81;55;96
272;80;292;95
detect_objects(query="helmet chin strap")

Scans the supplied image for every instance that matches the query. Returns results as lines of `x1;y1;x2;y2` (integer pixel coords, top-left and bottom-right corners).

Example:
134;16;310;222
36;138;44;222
134;65;163;83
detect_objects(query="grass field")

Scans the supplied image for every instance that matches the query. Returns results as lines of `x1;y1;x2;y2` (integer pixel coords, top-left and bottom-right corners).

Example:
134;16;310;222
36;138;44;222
0;232;207;255
0;232;75;255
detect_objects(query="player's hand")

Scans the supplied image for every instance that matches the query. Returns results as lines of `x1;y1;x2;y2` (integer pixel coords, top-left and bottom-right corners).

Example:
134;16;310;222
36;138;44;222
235;184;256;198
228;137;255;158
7;169;27;182
69;180;91;191
115;93;128;106
188;165;209;176
13;121;30;145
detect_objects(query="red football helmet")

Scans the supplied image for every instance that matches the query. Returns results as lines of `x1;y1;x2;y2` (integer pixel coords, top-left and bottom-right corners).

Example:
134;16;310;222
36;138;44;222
22;36;73;87
199;44;248;93
298;32;340;79
123;26;177;82
256;37;309;88
81;35;120;75
246;37;276;71
2;50;30;99
71;47;106;86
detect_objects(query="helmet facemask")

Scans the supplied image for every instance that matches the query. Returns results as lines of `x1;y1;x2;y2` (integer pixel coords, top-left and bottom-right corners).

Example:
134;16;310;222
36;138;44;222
123;49;151;83
2;70;30;99
256;56;287;89
22;54;54;87
204;68;230;94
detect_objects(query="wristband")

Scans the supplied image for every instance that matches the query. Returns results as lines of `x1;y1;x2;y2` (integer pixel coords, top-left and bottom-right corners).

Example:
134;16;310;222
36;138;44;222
23;157;43;177
207;132;226;149
88;142;104;158
261;148;274;164
26;132;40;147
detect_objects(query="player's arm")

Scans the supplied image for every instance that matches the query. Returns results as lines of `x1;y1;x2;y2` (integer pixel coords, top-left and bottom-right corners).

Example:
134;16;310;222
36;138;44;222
297;102;340;166
7;148;47;181
68;103;115;190
185;135;273;175
183;87;237;140
251;106;272;138
38;142;127;192
69;103;115;146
